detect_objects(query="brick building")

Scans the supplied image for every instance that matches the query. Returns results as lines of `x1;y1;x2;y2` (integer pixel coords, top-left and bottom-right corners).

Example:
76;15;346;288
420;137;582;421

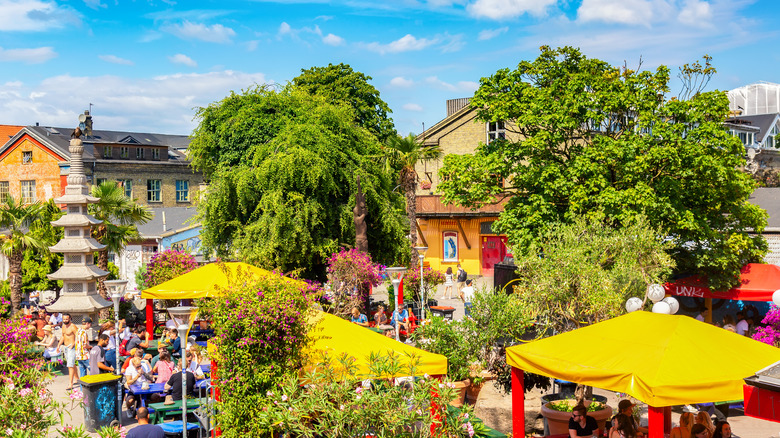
414;98;513;277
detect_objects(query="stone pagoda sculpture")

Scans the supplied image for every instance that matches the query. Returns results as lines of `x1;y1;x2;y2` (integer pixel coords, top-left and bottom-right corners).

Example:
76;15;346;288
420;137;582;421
46;127;110;331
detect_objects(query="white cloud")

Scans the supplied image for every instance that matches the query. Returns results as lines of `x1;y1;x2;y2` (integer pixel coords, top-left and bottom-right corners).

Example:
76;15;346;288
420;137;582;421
162;21;236;43
402;103;423;112
322;33;344;46
362;34;437;55
0;46;56;64
0;0;81;31
99;54;134;66
468;0;557;20
278;22;292;36
424;76;479;93
478;26;508;41
168;53;197;67
0;70;269;134
389;76;414;88
246;40;259;51
315;15;333;21
678;0;712;27
83;0;106;10
577;0;675;26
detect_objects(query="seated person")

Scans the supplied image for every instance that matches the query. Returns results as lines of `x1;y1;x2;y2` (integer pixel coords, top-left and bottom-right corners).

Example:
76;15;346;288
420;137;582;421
374;304;394;331
350;307;369;327
165;360;196;401
158;328;171;347
197;320;210;330
390;303;410;332
169;329;182;358
36;325;59;359
125;326;149;354
184;351;206;380
122;349;144;373
126;407;164;438
569;403;598;437
124;356;152;410
152;351;175;384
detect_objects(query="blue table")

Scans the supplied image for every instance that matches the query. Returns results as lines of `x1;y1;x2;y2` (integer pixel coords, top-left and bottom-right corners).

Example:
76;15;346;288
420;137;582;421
200;363;210;374
128;382;166;407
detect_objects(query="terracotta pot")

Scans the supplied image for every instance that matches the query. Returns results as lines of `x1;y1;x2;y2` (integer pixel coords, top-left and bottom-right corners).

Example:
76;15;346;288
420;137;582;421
465;382;483;405
540;399;613;436
449;379;470;407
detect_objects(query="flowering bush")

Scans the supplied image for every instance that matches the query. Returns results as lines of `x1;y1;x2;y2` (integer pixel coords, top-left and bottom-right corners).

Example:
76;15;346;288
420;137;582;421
412;317;476;382
199;268;318;435
403;267;445;302
326;249;385;317
144;249;198;288
0;296;10;318
753;305;780;346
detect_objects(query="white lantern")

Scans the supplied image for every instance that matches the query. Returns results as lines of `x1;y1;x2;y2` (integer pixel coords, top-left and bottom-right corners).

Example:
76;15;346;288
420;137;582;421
773;290;780;307
662;296;679;314
646;284;666;303
625;297;643;313
652;301;671;314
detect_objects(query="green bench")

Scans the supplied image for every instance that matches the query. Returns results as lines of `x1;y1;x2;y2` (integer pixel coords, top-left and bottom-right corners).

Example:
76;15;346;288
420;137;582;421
147;398;203;424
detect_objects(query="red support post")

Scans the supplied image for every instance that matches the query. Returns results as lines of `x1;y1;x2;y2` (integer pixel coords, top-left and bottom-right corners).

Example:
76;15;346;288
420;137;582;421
511;367;524;438
648;405;664;438
664;406;672;434
212;357;221;437
145;299;154;340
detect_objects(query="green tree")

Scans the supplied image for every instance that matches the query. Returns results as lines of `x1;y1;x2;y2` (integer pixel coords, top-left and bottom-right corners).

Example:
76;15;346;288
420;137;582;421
190;86;407;279
439;46;767;291
89;181;152;299
293;63;396;142
0;197;57;313
383;133;442;265
20;200;64;298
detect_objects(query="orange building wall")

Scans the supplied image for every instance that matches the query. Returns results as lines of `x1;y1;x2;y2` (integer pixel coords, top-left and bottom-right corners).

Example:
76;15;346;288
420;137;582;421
0;135;65;203
418;217;496;276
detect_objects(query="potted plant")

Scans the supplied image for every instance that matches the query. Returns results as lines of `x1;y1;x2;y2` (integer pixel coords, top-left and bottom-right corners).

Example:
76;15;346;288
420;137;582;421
540;398;613;436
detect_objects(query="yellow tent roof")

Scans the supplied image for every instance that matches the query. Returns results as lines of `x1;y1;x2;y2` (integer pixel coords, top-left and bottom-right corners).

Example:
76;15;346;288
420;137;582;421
142;262;306;299
305;311;448;377
507;311;780;407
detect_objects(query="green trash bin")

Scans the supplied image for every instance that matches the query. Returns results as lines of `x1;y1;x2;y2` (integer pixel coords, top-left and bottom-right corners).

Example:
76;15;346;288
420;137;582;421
79;374;122;432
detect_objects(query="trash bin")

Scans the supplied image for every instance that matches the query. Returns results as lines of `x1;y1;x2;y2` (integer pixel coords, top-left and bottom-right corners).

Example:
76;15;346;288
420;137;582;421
493;257;518;293
79;374;122;432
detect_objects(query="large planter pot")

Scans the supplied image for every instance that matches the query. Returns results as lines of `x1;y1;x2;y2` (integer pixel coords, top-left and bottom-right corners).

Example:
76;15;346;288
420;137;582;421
465;382;483;405
540;399;613;436
449;380;470;407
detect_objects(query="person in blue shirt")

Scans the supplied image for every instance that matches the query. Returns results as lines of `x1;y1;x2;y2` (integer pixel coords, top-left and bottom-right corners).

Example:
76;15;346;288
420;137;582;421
350;307;369;327
390;303;409;332
170;328;181;358
126;407;164;438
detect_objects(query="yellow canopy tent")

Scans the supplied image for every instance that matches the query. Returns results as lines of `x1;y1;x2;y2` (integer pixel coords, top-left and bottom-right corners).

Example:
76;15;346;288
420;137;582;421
141;262;306;299
505;311;780;438
305;311;447;377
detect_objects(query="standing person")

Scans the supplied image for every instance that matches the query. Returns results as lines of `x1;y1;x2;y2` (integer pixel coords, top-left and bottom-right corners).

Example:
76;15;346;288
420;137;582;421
695;307;709;322
442;267;454;299
568;403;598;437
126;407;164;438
75;317;92;379
56;314;79;391
455;264;467;295
712;421;732;438
671;412;694;438
735;312;749;336
33;310;48;339
29;290;40;308
89;334;113;375
459;279;475;317
101;321;118;371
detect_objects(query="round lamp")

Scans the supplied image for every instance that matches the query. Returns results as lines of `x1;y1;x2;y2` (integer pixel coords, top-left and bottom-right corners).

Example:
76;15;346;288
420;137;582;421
625;297;643;313
646;284;666;303
773;290;780;307
652;301;671;314
662;296;679;314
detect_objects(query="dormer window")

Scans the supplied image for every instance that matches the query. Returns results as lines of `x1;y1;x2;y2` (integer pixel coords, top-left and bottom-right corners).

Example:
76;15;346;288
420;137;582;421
120;146;129;158
136;147;145;159
103;146;112;158
152;148;160;160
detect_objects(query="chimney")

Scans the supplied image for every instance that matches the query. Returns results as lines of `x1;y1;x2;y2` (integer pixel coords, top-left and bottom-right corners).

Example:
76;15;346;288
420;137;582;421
162;211;167;232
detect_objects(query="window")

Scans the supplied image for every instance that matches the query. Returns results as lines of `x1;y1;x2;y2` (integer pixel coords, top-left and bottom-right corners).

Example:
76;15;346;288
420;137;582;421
147;179;161;202
95;178;106;186
103;146;112;158
118;179;132;198
487;121;505;143
0;182;8;202
176;180;189;202
765;125;779;149
22;151;32;164
21;180;36;204
443;231;459;262
136;147;145;159
152;148;160;160
120;146;129;158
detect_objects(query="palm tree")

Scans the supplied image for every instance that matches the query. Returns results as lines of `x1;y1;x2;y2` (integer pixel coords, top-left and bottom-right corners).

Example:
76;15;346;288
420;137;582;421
89;181;152;299
383;133;442;266
0;196;48;313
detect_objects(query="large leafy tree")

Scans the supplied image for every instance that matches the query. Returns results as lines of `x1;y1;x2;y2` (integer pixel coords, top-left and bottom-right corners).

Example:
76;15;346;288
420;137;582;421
383;133;442;266
190;86;407;279
293;63;396;143
89;181;152;299
0;197;59;313
439;46;767;291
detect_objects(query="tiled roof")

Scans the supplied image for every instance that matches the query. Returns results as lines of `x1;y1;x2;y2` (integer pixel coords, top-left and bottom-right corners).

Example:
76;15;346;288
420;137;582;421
0;125;23;145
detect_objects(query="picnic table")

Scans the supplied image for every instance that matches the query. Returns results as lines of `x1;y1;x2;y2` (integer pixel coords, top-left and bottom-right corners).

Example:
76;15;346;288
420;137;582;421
148;398;203;424
128;382;166;407
144;340;173;355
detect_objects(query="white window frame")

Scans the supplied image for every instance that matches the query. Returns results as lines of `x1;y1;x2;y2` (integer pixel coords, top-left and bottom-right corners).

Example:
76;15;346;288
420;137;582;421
118;179;132;198
0;181;8;202
21;180;36;204
487;121;506;144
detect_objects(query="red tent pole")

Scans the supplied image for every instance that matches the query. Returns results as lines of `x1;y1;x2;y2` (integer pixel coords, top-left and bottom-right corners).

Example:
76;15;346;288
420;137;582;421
146;299;154;340
648;405;664;438
511;367;524;438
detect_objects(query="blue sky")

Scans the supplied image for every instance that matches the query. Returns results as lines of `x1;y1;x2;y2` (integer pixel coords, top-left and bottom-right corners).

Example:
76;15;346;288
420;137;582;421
0;0;777;136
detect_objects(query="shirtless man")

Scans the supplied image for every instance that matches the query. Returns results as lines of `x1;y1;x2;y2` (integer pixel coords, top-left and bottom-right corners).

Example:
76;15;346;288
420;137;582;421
56;313;79;390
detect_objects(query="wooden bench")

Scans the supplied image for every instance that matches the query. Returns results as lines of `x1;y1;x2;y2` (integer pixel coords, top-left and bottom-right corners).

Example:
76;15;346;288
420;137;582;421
148;398;203;424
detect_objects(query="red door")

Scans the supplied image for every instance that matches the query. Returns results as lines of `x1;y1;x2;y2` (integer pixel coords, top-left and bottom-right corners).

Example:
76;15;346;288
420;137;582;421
481;236;510;276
